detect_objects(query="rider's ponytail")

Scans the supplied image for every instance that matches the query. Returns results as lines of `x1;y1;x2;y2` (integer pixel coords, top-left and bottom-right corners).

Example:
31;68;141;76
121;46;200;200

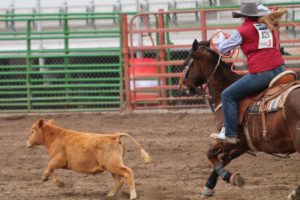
258;8;287;30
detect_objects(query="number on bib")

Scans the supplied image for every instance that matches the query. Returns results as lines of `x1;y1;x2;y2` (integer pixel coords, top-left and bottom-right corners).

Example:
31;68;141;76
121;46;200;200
254;23;273;49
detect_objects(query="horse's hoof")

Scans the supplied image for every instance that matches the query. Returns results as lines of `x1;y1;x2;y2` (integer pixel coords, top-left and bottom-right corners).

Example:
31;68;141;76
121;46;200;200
288;190;300;200
230;173;245;187
201;187;214;198
287;192;294;200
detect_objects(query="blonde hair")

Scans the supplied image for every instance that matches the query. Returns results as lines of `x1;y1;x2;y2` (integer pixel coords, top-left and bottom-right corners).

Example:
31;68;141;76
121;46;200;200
258;8;287;30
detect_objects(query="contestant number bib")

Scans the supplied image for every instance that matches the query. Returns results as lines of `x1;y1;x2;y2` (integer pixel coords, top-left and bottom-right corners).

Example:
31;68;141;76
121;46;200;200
254;23;273;49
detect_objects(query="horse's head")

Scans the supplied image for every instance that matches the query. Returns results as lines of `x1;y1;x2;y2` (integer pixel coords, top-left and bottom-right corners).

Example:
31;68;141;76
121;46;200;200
178;39;212;95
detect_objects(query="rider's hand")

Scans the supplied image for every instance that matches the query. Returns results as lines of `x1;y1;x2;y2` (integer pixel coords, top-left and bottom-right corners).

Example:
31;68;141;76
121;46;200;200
215;30;225;45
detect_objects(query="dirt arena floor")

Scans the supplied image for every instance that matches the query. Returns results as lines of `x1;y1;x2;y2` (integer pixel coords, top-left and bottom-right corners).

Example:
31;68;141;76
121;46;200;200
0;111;299;200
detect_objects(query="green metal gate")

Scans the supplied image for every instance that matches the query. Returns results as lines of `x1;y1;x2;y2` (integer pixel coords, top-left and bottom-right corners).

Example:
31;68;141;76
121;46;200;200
0;12;123;112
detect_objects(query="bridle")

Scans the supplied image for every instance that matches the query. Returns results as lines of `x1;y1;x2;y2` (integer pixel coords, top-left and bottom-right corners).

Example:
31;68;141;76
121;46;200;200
180;45;222;97
179;56;204;96
181;57;194;84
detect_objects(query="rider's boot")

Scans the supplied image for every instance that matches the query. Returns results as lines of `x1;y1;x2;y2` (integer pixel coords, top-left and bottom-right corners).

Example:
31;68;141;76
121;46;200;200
210;127;239;144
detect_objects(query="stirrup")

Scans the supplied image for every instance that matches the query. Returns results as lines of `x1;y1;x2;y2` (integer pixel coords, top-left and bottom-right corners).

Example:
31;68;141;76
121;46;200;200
210;133;239;144
217;137;239;144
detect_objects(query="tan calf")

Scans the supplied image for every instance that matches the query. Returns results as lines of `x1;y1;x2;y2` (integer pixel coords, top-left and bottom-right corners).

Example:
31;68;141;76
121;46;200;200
26;119;150;199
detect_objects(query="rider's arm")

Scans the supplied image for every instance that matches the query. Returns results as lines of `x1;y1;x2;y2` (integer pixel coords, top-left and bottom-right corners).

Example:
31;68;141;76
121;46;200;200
217;30;242;54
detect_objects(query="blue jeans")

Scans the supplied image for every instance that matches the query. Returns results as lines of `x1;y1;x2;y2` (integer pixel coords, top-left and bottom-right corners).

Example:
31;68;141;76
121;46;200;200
221;65;286;138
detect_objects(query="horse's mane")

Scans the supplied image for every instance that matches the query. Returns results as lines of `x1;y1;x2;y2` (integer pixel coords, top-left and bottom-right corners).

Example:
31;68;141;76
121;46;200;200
195;41;232;68
205;47;231;67
197;44;241;80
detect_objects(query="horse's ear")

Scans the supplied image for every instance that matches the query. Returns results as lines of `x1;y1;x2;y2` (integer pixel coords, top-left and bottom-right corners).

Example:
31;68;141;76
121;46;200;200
207;39;211;47
192;39;199;51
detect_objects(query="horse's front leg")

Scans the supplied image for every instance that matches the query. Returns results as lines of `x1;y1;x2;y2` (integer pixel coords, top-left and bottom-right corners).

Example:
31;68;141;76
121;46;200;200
214;163;245;187
202;142;247;198
288;186;300;200
201;169;219;198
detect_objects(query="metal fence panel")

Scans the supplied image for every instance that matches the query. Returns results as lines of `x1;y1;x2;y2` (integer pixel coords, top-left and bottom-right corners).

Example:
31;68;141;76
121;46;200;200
0;13;123;112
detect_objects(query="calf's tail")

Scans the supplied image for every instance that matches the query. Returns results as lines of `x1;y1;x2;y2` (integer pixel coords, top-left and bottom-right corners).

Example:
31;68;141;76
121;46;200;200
118;133;151;163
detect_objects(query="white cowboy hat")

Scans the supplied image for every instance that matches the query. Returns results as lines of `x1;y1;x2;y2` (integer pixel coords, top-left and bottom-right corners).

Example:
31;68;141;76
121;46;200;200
232;2;270;18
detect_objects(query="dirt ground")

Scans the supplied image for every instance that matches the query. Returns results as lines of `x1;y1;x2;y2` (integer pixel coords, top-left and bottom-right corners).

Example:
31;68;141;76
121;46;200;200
0;111;299;200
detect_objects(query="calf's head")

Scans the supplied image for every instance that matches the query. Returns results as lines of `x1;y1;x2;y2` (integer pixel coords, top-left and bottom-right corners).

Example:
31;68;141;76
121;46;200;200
27;119;46;148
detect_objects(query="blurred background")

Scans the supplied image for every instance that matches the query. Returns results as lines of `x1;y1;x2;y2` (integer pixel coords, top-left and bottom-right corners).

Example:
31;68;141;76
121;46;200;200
0;0;299;112
0;0;299;12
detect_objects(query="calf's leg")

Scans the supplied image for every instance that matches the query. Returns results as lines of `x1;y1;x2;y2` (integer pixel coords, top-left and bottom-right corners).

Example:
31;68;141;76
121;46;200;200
107;173;125;197
108;165;136;199
51;174;65;187
42;154;65;187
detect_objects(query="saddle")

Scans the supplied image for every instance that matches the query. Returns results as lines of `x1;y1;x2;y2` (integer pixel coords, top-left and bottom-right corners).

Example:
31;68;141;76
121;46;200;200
214;70;299;133
239;70;299;124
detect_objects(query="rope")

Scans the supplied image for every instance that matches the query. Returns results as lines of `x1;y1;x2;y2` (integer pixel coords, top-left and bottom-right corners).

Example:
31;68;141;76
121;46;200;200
210;30;238;58
209;30;240;72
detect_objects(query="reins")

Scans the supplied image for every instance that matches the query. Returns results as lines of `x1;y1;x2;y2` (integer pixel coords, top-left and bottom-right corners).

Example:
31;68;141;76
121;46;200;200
201;53;222;95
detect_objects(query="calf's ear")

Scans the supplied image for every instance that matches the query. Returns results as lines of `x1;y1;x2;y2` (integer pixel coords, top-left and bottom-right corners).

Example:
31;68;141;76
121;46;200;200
38;118;45;128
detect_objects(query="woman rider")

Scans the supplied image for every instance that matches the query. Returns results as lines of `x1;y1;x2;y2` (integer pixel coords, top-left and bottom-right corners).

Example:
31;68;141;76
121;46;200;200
209;1;286;144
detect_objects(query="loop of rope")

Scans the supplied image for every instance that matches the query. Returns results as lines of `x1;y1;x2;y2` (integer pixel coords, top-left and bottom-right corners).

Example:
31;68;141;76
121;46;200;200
210;30;236;58
209;30;240;71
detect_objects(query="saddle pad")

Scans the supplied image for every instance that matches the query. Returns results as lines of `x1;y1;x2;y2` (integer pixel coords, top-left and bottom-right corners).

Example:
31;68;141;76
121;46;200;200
248;84;300;114
248;95;282;113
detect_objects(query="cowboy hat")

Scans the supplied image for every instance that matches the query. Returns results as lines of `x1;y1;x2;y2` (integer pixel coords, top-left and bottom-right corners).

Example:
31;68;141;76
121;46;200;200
232;2;269;18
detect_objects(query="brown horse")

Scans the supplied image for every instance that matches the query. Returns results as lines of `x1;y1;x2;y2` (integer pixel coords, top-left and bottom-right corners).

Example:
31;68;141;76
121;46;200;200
179;39;300;198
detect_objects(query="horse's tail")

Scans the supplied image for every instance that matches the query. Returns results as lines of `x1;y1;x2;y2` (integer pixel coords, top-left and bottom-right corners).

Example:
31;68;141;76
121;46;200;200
285;87;300;153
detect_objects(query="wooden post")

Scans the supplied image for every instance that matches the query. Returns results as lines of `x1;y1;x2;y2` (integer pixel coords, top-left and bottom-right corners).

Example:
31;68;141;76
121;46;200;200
200;9;207;41
121;14;133;112
158;9;168;106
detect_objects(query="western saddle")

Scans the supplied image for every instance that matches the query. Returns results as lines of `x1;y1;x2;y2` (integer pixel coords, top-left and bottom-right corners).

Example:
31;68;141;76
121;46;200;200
239;70;298;123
